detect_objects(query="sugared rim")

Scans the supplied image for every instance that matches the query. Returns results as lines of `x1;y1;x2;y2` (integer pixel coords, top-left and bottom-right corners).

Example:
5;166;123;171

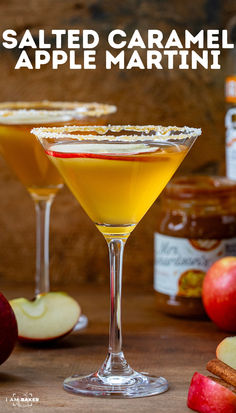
0;101;117;120
31;124;202;142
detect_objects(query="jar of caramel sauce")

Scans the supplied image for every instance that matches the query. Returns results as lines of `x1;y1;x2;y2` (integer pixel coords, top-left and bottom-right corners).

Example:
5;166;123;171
154;176;236;318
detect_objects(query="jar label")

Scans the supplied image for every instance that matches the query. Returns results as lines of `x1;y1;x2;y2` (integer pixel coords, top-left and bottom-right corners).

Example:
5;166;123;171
225;128;236;180
226;108;236;180
154;233;236;297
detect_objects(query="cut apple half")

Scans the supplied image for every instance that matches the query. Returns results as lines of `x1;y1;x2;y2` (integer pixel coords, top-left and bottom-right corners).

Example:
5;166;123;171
10;292;81;342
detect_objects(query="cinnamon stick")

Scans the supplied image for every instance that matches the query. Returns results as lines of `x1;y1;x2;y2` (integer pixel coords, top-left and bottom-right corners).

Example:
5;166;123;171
207;359;236;387
208;376;236;393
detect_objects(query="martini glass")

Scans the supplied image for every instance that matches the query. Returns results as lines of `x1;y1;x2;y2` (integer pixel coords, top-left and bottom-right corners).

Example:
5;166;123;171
0;102;116;331
32;124;201;398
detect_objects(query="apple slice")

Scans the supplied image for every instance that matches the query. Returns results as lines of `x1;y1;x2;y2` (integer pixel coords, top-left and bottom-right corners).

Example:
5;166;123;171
46;142;159;161
217;337;236;370
187;372;236;413
10;292;81;342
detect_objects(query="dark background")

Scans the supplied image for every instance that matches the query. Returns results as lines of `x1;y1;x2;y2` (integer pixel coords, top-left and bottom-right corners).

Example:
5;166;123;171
0;0;235;287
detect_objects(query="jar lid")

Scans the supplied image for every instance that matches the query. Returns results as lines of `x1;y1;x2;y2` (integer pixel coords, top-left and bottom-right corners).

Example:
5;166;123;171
164;176;236;200
226;76;236;103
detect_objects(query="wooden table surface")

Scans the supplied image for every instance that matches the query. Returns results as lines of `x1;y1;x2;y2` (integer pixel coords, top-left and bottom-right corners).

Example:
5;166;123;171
0;282;227;413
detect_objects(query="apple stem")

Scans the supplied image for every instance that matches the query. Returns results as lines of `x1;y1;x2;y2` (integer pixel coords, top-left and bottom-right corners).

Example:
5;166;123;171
34;197;53;295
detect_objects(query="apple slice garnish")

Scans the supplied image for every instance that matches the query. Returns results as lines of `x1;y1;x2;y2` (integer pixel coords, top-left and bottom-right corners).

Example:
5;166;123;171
217;337;236;370
46;142;159;161
10;292;81;342
187;372;236;413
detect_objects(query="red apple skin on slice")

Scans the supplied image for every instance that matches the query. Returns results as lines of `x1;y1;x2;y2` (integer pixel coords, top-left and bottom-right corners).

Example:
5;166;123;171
10;292;81;343
202;257;236;332
187;372;236;413
0;292;18;364
18;325;75;343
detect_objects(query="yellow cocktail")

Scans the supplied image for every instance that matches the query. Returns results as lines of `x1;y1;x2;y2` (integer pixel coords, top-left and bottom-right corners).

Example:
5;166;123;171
0;102;116;199
0;123;64;198
47;142;187;238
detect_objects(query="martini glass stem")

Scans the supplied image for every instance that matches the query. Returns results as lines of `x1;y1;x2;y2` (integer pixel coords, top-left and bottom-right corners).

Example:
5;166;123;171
108;238;124;354
34;197;53;295
99;237;133;380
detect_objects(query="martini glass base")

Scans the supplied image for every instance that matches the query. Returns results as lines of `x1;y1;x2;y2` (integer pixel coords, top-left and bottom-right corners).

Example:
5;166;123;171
64;371;168;398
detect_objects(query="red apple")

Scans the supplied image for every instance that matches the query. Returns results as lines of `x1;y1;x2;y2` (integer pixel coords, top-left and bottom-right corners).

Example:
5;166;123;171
187;372;236;413
202;257;236;332
0;292;18;364
10;292;81;342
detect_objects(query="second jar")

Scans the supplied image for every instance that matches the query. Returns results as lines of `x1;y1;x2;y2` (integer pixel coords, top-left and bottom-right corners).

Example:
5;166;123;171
154;175;236;318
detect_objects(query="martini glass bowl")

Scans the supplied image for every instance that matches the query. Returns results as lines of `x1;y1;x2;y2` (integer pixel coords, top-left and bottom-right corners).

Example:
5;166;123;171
0;102;116;296
32;124;201;398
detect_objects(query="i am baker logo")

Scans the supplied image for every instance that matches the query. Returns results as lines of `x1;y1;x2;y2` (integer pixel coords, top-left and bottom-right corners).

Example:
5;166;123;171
5;392;39;408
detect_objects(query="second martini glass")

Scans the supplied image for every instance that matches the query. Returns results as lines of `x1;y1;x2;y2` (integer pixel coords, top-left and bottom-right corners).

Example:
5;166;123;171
32;124;201;397
0;102;116;299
